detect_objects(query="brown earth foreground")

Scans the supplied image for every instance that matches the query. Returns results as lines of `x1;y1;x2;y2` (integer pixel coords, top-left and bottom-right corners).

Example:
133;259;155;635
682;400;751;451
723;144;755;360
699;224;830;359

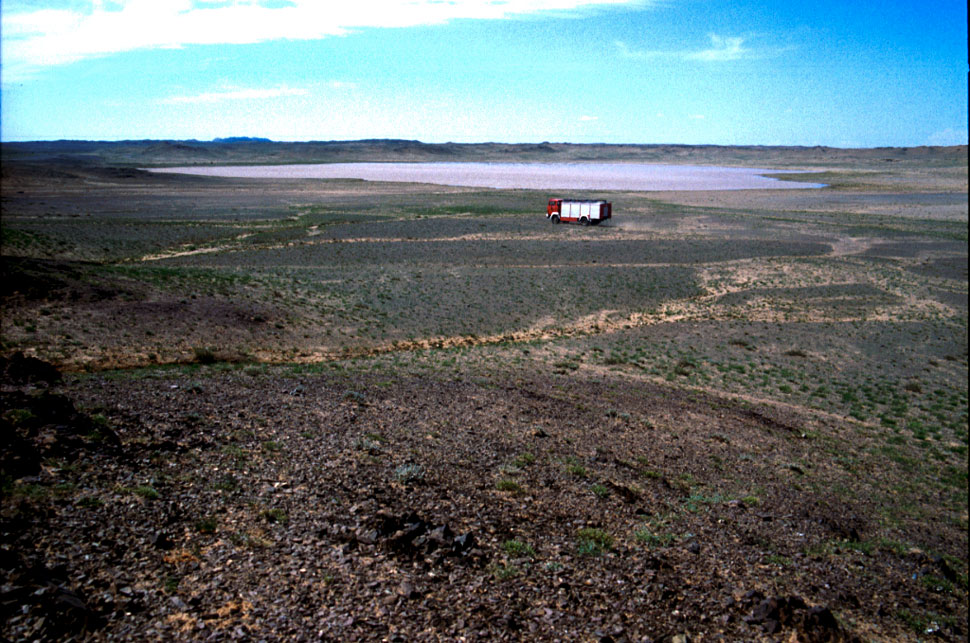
1;142;967;641
3;359;963;642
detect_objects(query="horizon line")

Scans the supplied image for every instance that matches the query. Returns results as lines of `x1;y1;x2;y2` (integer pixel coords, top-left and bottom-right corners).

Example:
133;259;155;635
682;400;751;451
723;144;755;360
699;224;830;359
2;138;968;152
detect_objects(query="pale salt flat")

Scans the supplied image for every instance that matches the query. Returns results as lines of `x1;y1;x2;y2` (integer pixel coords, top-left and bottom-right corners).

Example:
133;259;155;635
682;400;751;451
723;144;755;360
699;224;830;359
148;162;826;191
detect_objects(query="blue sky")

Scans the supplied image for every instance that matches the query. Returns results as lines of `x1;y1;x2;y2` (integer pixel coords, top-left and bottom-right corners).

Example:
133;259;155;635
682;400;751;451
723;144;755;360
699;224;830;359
1;0;967;146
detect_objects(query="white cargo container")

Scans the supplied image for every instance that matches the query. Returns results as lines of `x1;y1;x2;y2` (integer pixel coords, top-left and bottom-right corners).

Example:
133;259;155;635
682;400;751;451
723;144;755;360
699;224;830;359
546;198;612;225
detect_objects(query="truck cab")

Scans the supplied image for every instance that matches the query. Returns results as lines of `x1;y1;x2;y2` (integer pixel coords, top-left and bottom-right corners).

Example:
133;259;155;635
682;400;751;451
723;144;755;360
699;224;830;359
547;198;563;218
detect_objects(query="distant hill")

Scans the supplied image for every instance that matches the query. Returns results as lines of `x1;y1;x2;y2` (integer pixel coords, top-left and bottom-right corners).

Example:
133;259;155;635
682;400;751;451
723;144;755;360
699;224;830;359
212;137;273;144
1;138;966;170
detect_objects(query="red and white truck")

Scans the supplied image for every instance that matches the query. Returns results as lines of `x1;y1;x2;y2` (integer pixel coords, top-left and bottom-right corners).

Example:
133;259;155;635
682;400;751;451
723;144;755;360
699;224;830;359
546;198;611;225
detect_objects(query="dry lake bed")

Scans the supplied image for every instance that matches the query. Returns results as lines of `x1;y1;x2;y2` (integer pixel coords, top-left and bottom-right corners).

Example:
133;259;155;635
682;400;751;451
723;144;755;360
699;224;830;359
148;161;828;191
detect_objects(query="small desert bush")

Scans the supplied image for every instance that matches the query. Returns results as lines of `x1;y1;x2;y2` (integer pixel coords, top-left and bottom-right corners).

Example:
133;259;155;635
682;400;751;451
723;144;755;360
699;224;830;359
576;527;613;556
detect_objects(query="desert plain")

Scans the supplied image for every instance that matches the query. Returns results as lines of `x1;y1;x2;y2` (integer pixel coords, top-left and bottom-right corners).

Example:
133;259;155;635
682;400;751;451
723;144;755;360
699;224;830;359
1;140;967;641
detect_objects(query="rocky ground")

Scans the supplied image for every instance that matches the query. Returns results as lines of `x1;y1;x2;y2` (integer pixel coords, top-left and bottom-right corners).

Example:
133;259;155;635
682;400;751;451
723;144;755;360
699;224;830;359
2;146;966;640
1;352;966;641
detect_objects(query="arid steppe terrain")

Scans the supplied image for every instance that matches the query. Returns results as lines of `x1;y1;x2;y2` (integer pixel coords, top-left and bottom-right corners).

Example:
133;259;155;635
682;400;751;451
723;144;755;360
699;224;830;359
1;141;967;641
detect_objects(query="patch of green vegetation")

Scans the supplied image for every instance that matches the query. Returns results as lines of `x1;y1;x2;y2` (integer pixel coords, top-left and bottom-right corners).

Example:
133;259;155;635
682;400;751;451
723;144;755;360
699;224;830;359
213;475;239;492
512;452;536;467
162;574;181;595
222;444;248;462
576;527;613;556
496;479;524;493
920;574;956;594
684;492;728;513
635;527;677;548
490;562;521;580
566;463;587;477
2;408;37;426
896;608;956;635
393;463;424;484
502;540;536;558
133;485;159;500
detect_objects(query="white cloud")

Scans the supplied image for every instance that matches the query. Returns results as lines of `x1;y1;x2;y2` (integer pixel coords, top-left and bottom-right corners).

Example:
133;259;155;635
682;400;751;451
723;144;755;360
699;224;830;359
686;34;747;62
2;0;654;74
161;84;308;104
579;114;598;121
926;128;968;146
616;33;756;63
688;113;704;119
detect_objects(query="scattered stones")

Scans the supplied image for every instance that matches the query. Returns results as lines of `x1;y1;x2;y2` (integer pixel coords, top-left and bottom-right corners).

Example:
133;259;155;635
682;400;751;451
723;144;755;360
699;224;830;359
0;370;963;640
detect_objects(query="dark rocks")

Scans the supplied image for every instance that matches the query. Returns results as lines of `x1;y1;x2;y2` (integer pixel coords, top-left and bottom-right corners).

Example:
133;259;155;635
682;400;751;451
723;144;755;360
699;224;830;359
152;532;175;551
1;352;61;386
0;390;121;466
364;511;477;560
0;560;103;639
744;595;848;642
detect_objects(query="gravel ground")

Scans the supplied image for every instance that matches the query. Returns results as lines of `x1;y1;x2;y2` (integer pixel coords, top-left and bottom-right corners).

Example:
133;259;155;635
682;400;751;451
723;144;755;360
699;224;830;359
2;357;966;641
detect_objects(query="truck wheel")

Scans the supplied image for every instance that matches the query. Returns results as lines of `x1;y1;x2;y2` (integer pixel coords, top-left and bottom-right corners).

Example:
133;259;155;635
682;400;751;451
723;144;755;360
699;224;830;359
580;217;589;226
551;215;560;224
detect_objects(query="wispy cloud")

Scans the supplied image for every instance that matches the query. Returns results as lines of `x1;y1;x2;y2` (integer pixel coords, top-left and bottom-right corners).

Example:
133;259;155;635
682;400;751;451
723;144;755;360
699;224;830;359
686;34;747;61
2;0;654;76
161;84;308;104
579;114;599;121
616;33;760;62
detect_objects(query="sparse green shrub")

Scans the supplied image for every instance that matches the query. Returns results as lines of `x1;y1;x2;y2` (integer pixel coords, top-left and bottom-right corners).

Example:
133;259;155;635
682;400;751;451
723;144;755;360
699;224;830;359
343;390;367;405
134;485;159;500
214;475;239;492
513;452;536;467
355;436;382;454
222;444;247;462
567;464;587;477
496;479;523;493
394;463;424;484
490;563;520;580
576;527;613;556
635;528;677;548
502;540;535;558
3;408;36;426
